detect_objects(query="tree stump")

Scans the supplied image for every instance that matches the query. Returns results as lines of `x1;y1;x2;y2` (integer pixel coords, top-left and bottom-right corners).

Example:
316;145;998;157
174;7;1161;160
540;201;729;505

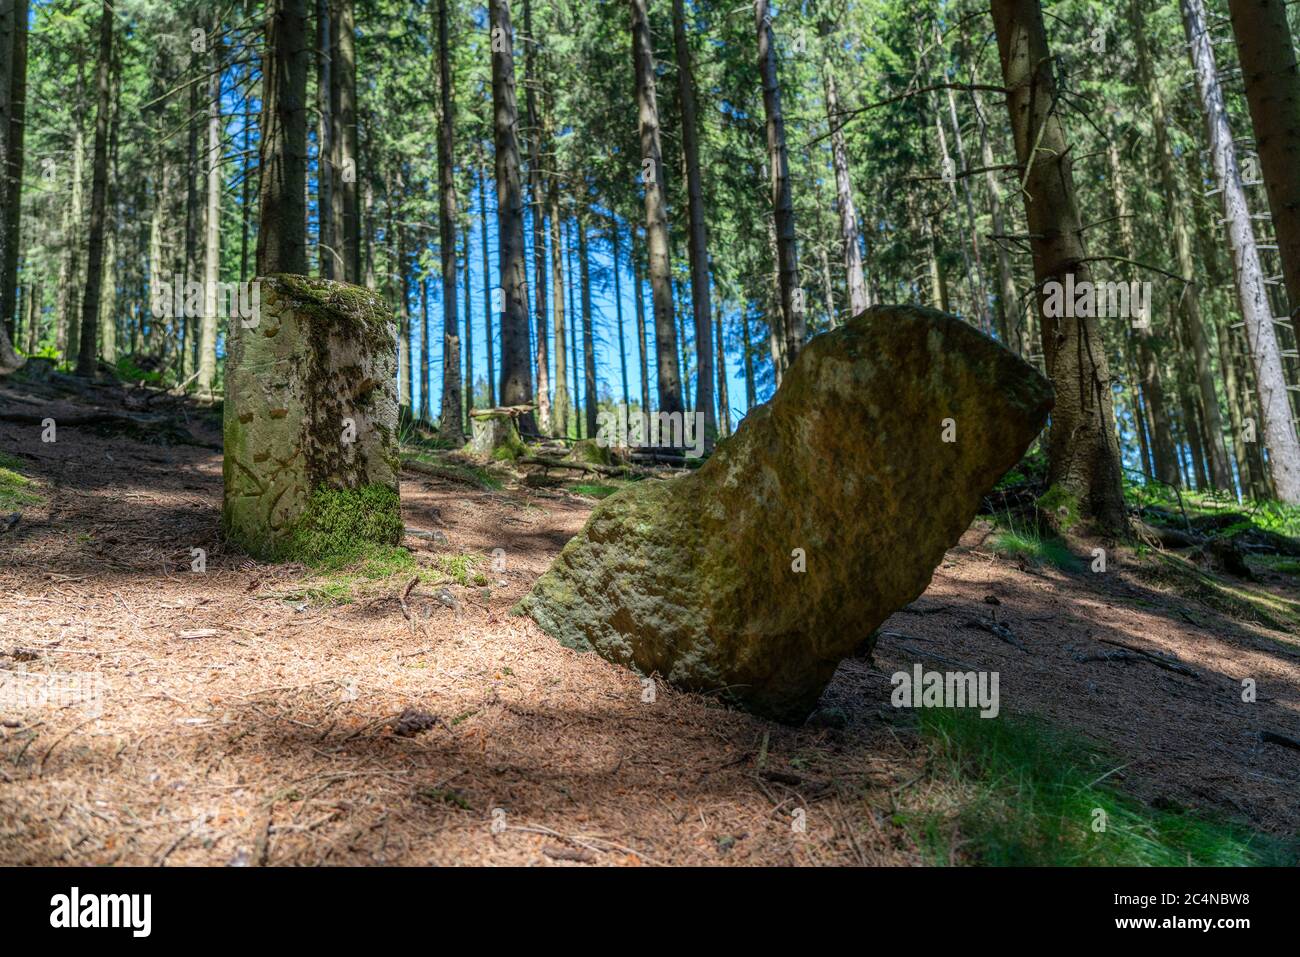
222;275;402;561
467;408;528;461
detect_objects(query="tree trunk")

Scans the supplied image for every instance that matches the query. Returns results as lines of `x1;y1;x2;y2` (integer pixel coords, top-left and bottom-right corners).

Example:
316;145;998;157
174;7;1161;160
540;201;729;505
0;0;12;344
1183;0;1300;502
630;0;683;423
314;0;332;280
741;300;755;410
59;68;86;360
991;0;1128;534
632;225;650;414
523;0;550;435
1;0;28;344
1106;134;1178;486
419;272;430;422
672;0;715;446
478;161;496;408
1132;1;1232;490
973;89;1019;353
613;218;630;408
198;38;222;396
331;0;359;283
435;0;463;443
315;0;333;278
549;176;568;436
1229;0;1300;345
577;209;598;438
489;0;536;434
75;0;113;377
757;0;803;367
822;58;869;319
715;299;730;436
463;226;473;423
397;220;412;411
943;81;991;335
566;217;580;435
257;0;310;276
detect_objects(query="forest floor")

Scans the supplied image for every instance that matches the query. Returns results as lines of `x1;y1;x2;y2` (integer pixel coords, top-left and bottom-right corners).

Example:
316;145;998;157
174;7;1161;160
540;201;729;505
2;374;1300;866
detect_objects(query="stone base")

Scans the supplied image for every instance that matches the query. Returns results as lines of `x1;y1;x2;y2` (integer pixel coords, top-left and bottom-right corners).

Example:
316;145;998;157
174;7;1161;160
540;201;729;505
222;275;401;561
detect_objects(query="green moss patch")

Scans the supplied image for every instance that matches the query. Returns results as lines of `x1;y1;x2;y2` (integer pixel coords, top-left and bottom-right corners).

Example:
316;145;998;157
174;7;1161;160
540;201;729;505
0;453;42;510
282;483;403;567
430;552;488;587
1037;483;1081;534
568;482;619;499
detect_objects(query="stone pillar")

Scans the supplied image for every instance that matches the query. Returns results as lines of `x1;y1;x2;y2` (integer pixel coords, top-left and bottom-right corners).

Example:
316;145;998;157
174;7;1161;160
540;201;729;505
223;275;401;561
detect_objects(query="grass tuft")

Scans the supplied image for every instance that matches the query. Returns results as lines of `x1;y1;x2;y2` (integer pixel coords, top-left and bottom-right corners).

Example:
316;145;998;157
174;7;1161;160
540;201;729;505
899;709;1295;866
988;514;1079;571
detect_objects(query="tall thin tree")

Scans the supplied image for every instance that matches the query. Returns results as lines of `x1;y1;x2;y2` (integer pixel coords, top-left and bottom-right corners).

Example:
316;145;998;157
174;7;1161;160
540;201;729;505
990;0;1128;534
1183;0;1300;502
257;0;310;276
630;0;683;421
436;0;463;442
75;0;113;377
489;0;536;433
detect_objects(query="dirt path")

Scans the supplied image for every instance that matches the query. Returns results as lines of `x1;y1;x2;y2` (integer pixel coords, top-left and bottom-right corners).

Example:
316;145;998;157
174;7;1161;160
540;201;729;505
2;407;1299;865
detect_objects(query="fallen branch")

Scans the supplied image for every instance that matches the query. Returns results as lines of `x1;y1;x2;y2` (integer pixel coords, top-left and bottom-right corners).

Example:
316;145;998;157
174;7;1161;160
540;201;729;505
962;617;1029;653
1079;638;1201;679
517;455;649;478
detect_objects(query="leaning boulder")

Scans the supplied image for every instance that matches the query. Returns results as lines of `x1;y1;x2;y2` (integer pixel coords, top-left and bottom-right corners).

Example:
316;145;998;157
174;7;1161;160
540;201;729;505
223;275;402;561
518;305;1053;723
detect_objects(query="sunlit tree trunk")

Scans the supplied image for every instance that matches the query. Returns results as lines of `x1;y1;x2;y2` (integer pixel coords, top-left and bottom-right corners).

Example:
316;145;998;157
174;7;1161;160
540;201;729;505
523;0;550;434
462;227;473;422
1229;0;1300;344
489;0;536;433
198;38;222;396
435;0;463;442
672;0;715;445
757;0;803;365
822;59;868;318
1183;0;1300;502
478;160;496;408
630;0;683;421
419;273;430;422
75;0;113;376
612;218;630;408
577;208;597;438
632;224;650;414
549;170;568;436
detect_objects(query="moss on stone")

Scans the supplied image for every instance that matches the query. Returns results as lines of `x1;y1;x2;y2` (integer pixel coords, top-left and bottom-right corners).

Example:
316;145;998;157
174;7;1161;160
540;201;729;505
281;483;403;567
569;439;612;466
265;273;393;352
